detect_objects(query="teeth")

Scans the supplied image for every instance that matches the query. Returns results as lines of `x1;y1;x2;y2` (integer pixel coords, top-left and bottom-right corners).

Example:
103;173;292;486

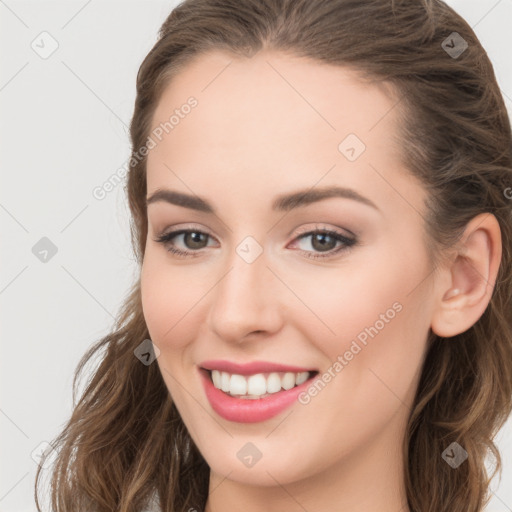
229;374;247;395
210;370;312;398
266;372;282;393
211;370;221;388
296;371;309;385
221;372;230;392
247;374;266;395
282;372;296;390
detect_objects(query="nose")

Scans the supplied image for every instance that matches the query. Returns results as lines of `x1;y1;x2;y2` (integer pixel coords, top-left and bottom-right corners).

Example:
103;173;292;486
207;243;283;344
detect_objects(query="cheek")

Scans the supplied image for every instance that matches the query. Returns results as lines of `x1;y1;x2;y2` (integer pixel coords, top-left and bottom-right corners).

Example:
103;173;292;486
140;258;201;408
301;256;431;424
291;276;430;453
293;242;431;372
140;254;205;350
287;265;398;350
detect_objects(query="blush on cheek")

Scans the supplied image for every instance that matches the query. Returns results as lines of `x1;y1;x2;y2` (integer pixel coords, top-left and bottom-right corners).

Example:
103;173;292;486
318;294;393;350
319;295;407;374
141;276;205;351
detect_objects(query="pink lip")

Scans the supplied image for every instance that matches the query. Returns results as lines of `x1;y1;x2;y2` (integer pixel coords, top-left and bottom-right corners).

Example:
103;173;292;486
199;359;316;375
198;366;317;423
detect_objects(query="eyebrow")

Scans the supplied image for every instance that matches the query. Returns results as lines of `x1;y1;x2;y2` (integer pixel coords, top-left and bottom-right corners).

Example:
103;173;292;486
146;185;380;213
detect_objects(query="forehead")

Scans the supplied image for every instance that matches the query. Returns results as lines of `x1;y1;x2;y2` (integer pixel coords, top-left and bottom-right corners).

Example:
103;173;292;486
150;49;400;144
146;49;422;217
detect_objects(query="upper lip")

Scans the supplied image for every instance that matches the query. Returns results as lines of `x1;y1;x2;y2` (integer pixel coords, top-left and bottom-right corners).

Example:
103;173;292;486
199;359;317;375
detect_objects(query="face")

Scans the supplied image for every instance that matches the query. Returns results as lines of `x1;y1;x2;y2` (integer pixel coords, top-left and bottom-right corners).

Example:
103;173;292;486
141;50;437;487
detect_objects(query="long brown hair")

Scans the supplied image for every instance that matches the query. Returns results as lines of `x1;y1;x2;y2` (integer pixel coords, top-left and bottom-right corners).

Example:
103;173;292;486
35;1;512;511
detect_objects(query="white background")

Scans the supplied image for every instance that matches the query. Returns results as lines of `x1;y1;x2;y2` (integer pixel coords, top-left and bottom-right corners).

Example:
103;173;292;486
1;1;511;510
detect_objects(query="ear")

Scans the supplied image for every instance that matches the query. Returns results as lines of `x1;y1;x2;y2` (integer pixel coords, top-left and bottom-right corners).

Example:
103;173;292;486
430;213;502;338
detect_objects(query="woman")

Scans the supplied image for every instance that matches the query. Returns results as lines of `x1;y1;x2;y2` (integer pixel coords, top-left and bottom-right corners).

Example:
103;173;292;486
35;0;512;511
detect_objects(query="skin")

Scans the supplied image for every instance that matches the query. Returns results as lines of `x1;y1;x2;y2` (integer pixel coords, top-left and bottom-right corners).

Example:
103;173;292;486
140;50;502;512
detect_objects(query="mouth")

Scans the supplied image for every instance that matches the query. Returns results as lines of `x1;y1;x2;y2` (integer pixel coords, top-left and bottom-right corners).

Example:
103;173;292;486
199;367;319;400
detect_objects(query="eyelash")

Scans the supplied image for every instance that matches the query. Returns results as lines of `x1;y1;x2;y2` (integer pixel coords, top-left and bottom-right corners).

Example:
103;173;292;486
153;226;357;260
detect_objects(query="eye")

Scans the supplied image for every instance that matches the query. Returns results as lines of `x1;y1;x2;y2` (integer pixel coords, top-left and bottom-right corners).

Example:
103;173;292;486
153;228;215;258
153;225;357;260
289;227;357;260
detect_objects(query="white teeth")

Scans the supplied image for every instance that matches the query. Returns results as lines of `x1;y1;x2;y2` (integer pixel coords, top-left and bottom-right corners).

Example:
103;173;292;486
212;370;221;388
209;370;313;398
266;372;282;393
221;371;230;392
247;374;267;395
229;374;247;395
282;372;296;390
296;371;309;385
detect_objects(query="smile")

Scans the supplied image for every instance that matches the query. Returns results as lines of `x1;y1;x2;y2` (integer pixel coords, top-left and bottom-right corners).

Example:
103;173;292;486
198;365;319;423
209;369;315;398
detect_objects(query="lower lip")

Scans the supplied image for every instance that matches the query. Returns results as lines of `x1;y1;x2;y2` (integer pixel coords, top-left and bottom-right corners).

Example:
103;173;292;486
199;368;315;423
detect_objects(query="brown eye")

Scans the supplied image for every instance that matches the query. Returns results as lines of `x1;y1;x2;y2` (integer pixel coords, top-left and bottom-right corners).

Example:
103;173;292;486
292;229;357;260
182;231;209;249
154;229;214;257
309;232;338;252
154;227;357;260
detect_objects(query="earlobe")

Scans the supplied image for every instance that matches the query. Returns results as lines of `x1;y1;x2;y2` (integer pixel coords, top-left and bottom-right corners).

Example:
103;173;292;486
431;213;502;338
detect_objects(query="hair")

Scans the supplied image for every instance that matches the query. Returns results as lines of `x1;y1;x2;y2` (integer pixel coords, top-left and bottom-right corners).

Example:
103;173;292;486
35;0;512;511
